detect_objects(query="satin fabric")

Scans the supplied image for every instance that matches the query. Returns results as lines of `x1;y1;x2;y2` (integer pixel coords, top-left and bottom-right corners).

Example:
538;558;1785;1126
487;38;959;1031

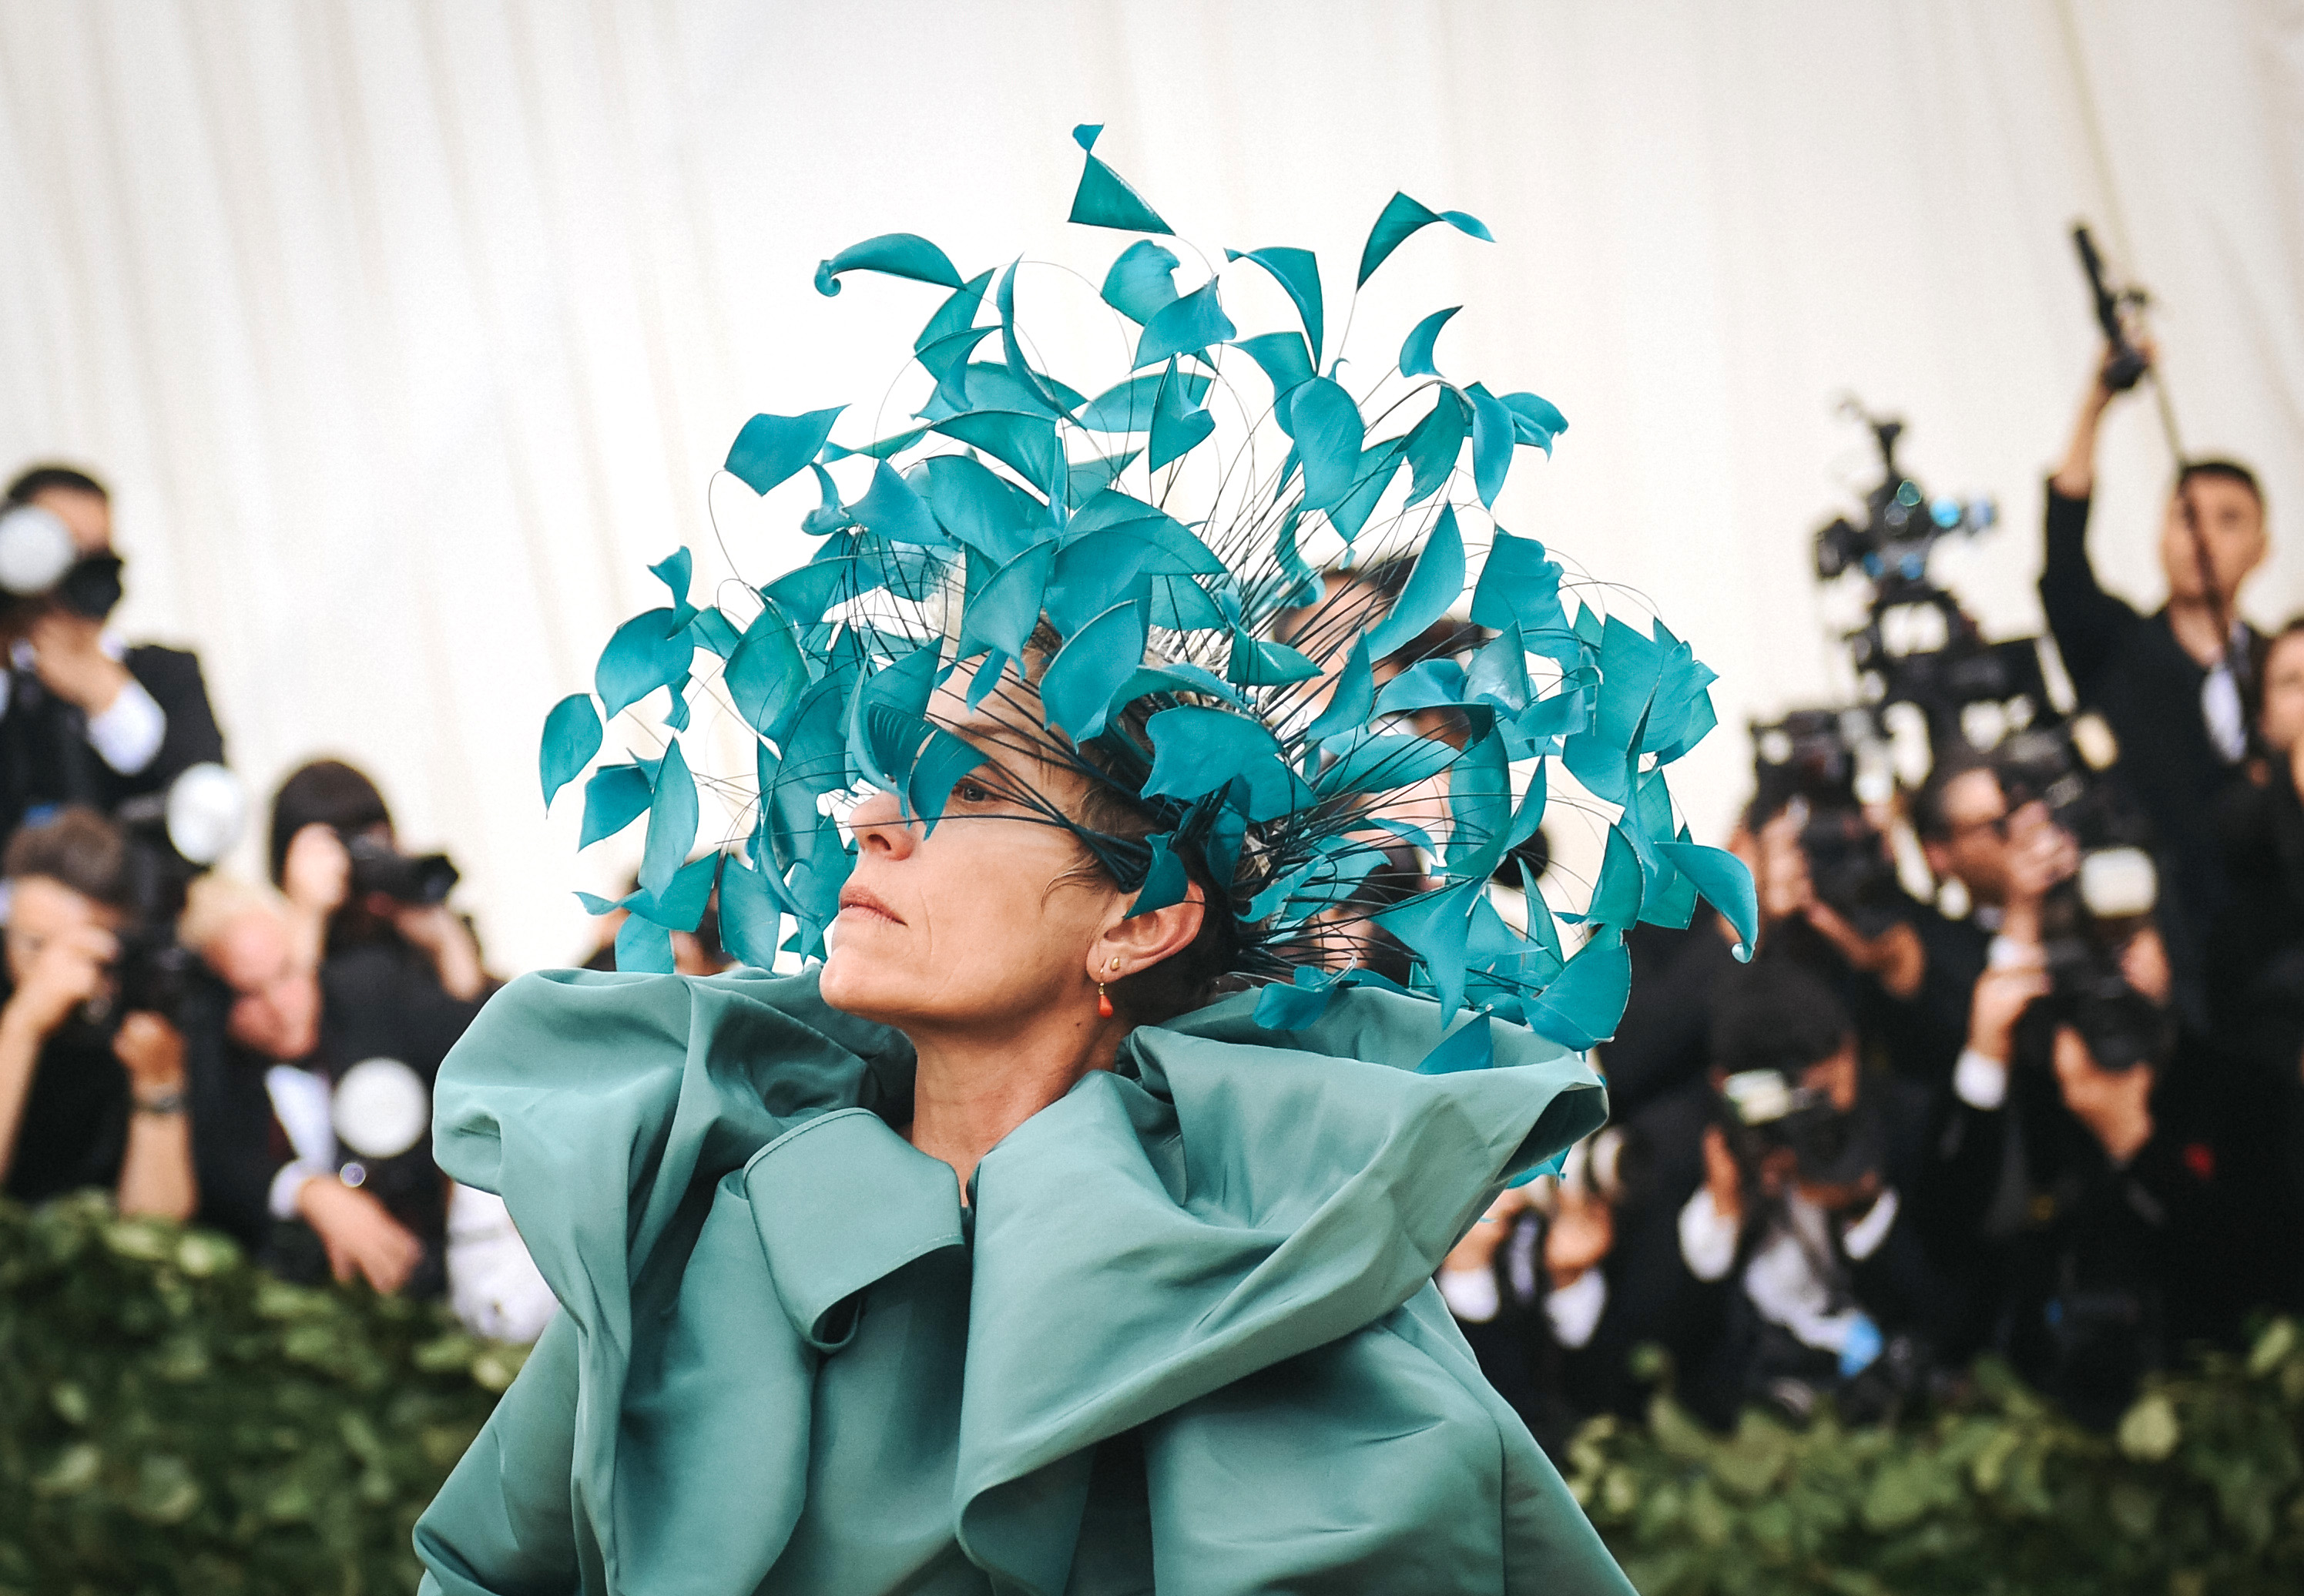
412;967;1634;1594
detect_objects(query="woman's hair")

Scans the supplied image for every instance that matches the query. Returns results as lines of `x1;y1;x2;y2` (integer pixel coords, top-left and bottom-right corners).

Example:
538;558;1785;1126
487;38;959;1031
268;759;392;884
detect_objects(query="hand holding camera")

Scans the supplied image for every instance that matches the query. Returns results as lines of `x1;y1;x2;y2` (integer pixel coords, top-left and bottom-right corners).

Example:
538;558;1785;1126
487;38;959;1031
0;920;116;1044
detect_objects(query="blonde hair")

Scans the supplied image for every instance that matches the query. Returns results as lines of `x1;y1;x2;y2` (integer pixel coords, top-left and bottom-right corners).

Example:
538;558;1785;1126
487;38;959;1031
178;873;292;955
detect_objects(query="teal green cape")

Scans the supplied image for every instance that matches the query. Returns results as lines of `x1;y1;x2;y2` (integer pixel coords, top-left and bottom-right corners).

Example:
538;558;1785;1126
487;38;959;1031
412;968;1634;1594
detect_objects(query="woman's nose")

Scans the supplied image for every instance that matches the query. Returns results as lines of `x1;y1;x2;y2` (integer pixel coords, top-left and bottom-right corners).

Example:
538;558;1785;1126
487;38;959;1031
847;790;916;856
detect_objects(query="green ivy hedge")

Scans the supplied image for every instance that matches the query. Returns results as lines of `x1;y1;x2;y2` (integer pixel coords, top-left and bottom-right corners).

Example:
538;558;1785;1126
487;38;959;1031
1564;1328;2304;1595
0;1195;523;1596
6;1192;2302;1594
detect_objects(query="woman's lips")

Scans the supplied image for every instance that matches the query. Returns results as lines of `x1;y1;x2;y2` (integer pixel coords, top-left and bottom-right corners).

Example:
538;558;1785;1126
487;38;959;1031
836;889;905;927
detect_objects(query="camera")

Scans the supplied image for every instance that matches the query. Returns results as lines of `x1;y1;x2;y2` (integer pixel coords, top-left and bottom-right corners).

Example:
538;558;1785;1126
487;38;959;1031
1716;1068;1853;1185
1750;709;1906;936
346;833;459;906
1995;720;2173;1073
79;763;246;1031
0;503;125;632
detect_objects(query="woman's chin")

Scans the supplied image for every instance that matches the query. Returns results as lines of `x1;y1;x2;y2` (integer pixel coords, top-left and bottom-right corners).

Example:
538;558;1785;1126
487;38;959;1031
817;946;897;1020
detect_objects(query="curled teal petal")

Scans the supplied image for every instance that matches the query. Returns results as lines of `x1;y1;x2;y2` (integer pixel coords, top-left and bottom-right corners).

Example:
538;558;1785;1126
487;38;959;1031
1304;634;1374;743
1232;331;1313;401
726;407;845;495
1416;1013;1494;1075
639;740;699;900
956;542;1055;662
1101;239;1182;325
612;914;673;973
724;602;809;739
1466;382;1517;508
814;233;964;297
1125;832;1191;918
1658;840;1759;960
847;460;944;546
1043;601;1148;742
540;693;602;810
1068;136;1174;235
1363;505;1465;658
1399;306;1461;378
623;850;719;934
1133;281;1234;369
1402;389;1467;505
1357;192;1494;287
595;609;696;719
904;727;988;832
1524;929;1631;1050
716;855;785;970
1284;377;1364;511
1225;246;1324;365
578;764;650;849
1148;359;1214;471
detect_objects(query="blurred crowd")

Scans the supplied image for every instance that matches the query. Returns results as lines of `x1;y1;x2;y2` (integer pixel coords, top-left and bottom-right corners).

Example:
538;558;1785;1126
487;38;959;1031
1440;357;2304;1453
3;342;2300;1458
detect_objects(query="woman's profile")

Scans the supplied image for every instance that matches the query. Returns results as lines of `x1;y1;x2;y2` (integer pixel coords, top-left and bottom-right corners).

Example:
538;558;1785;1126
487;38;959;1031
414;132;1750;1594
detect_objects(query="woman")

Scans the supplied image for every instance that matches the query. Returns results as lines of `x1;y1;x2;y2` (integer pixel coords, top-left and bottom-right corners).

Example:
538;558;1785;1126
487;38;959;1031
418;136;1750;1593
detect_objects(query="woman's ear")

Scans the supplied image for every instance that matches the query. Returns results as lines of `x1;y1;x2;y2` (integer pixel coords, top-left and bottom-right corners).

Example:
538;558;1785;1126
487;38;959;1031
1089;880;1206;979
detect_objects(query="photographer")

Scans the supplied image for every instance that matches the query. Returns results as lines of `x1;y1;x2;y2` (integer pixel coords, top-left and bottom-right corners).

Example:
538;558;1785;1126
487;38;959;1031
0;465;227;852
270;759;484;1000
1672;961;1939;1426
0;808;195;1220
2043;350;2267;979
1897;756;2078;1094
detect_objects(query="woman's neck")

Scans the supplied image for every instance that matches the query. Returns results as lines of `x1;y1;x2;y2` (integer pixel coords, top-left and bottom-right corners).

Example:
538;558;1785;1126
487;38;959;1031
902;1008;1122;1195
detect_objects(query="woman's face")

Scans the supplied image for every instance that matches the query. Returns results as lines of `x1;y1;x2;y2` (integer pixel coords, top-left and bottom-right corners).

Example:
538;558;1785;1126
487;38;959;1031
2258;632;2304;754
816;686;1128;1035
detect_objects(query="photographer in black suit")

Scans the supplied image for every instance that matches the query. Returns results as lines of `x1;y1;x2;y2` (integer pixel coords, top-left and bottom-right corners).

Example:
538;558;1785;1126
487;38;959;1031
0;464;227;852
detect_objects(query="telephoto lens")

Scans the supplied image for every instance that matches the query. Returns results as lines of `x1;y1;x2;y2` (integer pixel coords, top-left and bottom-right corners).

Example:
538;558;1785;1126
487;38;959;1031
345;833;461;905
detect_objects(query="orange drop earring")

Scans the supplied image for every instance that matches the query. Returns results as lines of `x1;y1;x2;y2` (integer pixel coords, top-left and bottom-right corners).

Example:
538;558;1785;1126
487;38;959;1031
1097;983;1113;1019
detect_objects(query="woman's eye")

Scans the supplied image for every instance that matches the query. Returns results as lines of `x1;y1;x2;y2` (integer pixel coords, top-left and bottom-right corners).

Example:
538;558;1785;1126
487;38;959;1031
954;780;991;804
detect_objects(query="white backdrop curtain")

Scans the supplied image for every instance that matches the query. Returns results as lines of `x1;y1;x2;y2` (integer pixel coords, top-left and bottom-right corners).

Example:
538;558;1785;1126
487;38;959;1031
0;0;2296;971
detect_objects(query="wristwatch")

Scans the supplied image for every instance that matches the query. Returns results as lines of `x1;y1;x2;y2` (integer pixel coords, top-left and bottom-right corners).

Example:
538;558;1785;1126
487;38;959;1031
132;1087;187;1116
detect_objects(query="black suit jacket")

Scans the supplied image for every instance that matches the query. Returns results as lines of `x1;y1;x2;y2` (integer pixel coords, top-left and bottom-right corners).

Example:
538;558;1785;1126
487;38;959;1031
0;642;227;844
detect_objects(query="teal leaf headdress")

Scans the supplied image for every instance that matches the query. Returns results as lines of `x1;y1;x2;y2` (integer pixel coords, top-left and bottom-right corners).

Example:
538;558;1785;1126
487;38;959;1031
539;127;1756;1046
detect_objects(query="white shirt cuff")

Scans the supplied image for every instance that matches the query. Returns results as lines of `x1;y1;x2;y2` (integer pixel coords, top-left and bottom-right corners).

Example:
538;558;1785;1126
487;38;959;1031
267;1161;330;1221
85;674;165;774
1543;1266;1608;1349
1679;1187;1739;1282
1986;935;2035;970
1840;1185;1900;1261
1954;1047;2010;1111
1437;1266;1501;1324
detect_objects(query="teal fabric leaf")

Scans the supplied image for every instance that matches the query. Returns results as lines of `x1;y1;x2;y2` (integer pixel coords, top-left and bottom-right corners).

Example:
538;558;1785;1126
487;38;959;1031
917;455;1043;562
1232;331;1314;401
1468;530;1567;639
1270;508;1323;612
595;609;696;719
1363;505;1466;657
1133;281;1235;370
845;642;944;792
848;460;944;546
912;271;994;374
716;855;785;970
1374;658;1469;715
1145;574;1226;632
1518;853;1563;964
1524;930;1631;1050
1043;601;1148;742
1068;449;1140;508
1223;633;1322;688
1225;246;1323;365
1501;391;1568;453
1100;240;1182;325
1417;1013;1494;1075
649;548;694;615
1356;192;1494;286
1148;359;1215;471
724;602;810;739
760;561;850;630
1402;389;1468;505
578;763;651;849
1252;965;1341;1030
917;334;1007;418
1324;440;1407;544
1373;878;1484;1016
1399;307;1461;378
956;542;1055;662
820;424;930;462
1125;832;1191;918
1286;378;1365;511
1466;382;1518;508
1313;729;1462;798
540;694;602;810
1594;614;1669;754
612;914;675;973
1657;840;1758;960
1107;661;1246;709
688;608;741;657
1464;625;1531;712
639;739;699;900
1076;371;1208;434
725;407;845;495
1141;707;1307;820
1068;129;1174;236
933;412;1060;494
623;850;719;933
994;261;1067;416
1443;726;1511;879
1304;634;1374;743
904;726;988;831
814;233;963;297
1583;825;1645;927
